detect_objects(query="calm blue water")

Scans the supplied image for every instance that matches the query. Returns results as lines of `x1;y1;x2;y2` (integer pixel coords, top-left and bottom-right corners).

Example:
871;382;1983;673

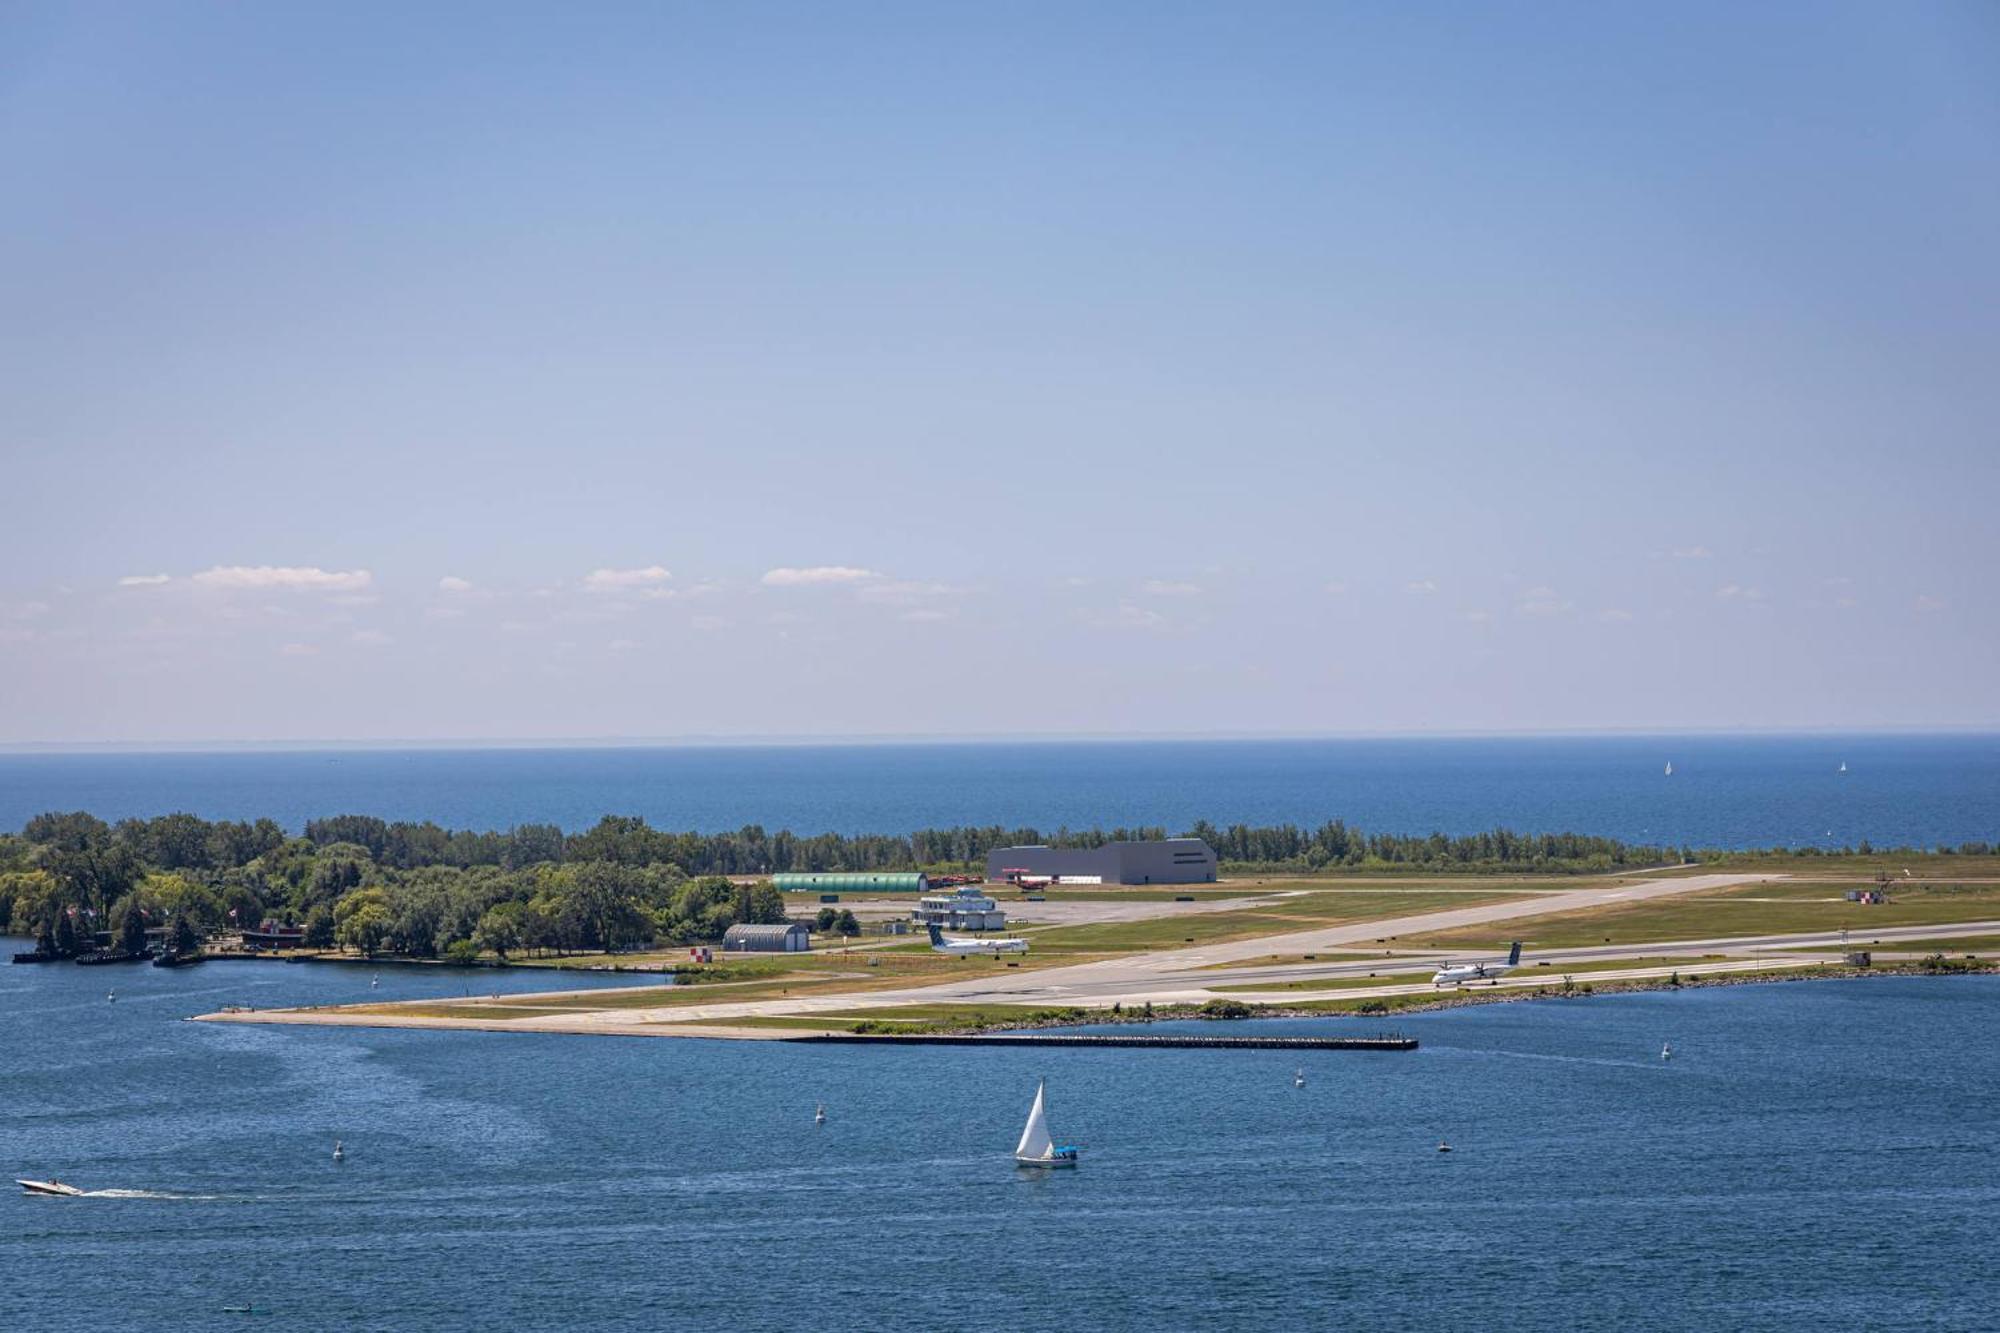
3;948;1995;1330
2;734;1997;849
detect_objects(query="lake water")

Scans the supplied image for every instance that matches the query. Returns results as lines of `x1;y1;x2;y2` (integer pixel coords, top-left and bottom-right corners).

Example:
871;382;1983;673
3;948;1995;1330
2;733;1998;849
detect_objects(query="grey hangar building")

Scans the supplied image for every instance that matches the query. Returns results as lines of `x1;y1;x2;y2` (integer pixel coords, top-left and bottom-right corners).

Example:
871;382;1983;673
985;838;1217;886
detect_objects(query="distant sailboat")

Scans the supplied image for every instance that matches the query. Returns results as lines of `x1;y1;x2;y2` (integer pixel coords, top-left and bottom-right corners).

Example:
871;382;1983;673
814;1103;826;1125
1839;761;1848;775
332;1139;345;1161
1661;1042;1673;1062
1664;761;1673;777
1013;1080;1079;1168
1294;1068;1305;1088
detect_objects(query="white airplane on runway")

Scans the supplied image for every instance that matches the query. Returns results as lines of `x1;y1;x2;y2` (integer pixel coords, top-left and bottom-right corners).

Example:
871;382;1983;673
1433;941;1523;987
927;923;1028;956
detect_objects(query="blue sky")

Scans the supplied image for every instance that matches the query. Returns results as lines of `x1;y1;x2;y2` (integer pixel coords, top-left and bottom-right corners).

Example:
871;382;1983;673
2;2;1995;742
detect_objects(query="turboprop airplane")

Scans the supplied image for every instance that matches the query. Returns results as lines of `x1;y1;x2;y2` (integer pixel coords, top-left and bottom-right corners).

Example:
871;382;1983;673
1432;941;1522;987
927;923;1029;956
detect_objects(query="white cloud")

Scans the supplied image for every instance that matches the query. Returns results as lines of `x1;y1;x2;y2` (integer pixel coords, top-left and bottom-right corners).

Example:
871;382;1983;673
1087;602;1168;630
118;574;170;587
1462;609;1495;624
1598;608;1635;623
1915;594;1947;613
608;638;637;652
899;608;954;623
194;565;373;592
351;629;393;646
278;642;318;657
438;576;474;593
762;566;880;587
1518;586;1573;617
583;565;672;591
857;579;959;607
1140;579;1202;597
1670;545;1712;560
1324;580;1348;596
10;600;50;620
1715;583;1765;602
1405;579;1437;595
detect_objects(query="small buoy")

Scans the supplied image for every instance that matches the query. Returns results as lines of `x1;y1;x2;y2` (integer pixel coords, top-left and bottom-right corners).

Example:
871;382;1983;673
333;1139;345;1161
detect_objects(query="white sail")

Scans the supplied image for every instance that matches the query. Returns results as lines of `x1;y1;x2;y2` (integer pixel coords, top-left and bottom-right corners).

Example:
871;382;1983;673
1015;1081;1054;1160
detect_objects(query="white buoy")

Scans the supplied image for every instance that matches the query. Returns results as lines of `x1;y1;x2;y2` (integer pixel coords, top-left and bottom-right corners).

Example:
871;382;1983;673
333;1139;345;1161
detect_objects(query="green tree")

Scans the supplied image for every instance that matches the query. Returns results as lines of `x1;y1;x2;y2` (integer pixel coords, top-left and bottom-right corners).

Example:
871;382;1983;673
334;887;393;955
117;900;149;955
302;903;336;949
473;902;525;958
171;914;201;955
836;909;860;936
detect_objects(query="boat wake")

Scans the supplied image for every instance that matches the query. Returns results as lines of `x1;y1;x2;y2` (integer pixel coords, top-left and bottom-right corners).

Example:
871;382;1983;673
80;1188;232;1201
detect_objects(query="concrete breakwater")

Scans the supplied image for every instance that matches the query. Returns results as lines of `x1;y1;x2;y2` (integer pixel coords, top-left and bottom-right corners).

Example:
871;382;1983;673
789;1032;1418;1050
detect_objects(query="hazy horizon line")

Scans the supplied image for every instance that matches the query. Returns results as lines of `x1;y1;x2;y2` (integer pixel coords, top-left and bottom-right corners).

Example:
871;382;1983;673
2;724;1995;755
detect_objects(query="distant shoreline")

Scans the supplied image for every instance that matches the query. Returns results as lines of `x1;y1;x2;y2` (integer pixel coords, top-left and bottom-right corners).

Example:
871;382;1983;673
5;726;1999;755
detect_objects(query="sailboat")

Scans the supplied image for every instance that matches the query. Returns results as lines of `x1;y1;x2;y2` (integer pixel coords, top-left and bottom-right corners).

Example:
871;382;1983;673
1293;1068;1305;1088
1661;1042;1672;1062
1839;761;1848;775
1013;1079;1079;1168
1664;761;1673;777
814;1103;826;1125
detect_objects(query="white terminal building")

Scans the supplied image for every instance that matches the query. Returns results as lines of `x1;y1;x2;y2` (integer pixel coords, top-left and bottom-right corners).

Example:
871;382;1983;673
911;886;1006;932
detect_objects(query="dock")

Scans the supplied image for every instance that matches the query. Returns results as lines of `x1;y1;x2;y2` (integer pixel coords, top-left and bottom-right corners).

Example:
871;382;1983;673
788;1032;1418;1050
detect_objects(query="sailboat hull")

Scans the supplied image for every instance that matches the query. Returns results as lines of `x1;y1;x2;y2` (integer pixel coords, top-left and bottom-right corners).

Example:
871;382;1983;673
1014;1155;1078;1169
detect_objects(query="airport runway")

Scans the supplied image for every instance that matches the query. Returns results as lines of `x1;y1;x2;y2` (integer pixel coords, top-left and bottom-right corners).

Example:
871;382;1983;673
201;874;2000;1038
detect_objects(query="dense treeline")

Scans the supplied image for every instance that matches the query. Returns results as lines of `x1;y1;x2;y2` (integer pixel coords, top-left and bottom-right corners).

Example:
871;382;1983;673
0;811;789;961
3;810;1992;961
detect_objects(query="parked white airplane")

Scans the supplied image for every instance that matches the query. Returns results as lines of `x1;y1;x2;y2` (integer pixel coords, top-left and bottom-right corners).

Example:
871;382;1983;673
927;923;1028;956
1433;941;1523;987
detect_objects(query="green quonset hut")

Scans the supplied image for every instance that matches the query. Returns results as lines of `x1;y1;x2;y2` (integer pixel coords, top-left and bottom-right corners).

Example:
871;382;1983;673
772;872;930;893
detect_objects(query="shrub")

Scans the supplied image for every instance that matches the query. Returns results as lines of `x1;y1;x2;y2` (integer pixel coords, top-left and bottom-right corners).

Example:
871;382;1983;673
1199;999;1253;1020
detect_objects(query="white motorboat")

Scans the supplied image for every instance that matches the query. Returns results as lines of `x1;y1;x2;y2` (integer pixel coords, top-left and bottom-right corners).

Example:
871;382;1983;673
333;1139;345;1161
1013;1079;1079;1168
18;1179;86;1197
1661;1042;1673;1061
1293;1068;1305;1088
814;1103;826;1125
